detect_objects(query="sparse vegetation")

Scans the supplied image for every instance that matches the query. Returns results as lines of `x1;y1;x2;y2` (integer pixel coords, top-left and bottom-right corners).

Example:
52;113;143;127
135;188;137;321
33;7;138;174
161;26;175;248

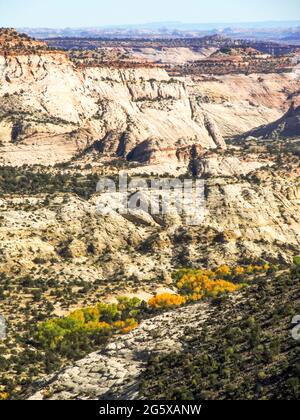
0;262;276;399
0;166;99;198
0;27;299;401
140;265;300;400
36;297;142;357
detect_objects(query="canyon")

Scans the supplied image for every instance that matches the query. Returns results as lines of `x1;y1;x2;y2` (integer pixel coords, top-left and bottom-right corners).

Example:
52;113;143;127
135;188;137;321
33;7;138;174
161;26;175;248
0;28;299;401
0;52;298;168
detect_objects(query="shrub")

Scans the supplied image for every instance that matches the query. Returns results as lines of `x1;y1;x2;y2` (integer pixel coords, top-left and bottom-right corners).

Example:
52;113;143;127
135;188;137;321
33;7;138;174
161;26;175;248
235;266;245;276
148;293;186;309
0;392;9;400
293;256;300;266
216;265;231;277
36;297;142;355
177;272;242;300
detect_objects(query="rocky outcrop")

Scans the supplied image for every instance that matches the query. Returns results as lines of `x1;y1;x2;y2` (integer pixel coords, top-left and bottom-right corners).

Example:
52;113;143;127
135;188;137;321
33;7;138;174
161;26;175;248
194;154;268;177
186;72;299;137
127;137;205;164
0;28;48;53
203;114;227;149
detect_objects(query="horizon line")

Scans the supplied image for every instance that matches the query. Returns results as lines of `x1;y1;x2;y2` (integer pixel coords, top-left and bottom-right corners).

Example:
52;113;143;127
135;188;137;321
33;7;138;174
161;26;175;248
10;19;300;30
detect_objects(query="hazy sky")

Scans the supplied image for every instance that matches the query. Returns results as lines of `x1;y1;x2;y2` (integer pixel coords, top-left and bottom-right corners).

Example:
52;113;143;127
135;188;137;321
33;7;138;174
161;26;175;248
0;0;300;28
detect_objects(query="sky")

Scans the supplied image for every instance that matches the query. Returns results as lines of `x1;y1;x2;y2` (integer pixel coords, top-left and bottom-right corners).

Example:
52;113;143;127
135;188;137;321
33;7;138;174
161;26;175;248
0;0;300;28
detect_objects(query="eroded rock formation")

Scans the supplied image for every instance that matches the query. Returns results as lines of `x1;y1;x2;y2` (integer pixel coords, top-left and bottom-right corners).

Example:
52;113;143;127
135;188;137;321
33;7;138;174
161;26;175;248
0;33;299;168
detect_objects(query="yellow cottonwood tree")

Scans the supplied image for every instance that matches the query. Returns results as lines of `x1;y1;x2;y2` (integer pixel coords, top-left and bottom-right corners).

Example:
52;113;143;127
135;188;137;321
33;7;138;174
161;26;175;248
148;293;186;309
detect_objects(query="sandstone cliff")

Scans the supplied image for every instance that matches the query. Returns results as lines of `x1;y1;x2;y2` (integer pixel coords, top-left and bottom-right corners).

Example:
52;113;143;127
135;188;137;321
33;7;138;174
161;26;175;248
0;48;299;168
245;102;300;139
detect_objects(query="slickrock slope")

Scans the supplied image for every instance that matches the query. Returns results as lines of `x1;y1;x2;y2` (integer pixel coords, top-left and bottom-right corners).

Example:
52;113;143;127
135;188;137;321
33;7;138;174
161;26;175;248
28;301;212;400
0;31;300;401
193;154;268;177
28;265;300;401
122;46;218;64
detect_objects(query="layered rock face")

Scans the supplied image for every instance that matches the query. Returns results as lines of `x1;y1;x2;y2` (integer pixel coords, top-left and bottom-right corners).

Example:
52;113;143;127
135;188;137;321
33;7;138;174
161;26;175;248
0;53;219;166
186;72;300;136
193;154;268;177
0;46;299;167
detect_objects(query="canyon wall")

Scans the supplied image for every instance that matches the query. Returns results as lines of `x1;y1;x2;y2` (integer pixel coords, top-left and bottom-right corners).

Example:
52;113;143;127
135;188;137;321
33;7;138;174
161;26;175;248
0;51;299;167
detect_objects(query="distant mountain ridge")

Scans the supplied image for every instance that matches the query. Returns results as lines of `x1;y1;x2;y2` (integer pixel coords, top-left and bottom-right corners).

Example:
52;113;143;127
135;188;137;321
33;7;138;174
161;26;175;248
18;21;300;41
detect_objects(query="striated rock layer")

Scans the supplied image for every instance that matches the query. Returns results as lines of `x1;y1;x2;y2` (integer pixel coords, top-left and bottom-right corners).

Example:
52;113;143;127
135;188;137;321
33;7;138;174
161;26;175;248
0;48;299;167
245;102;300;139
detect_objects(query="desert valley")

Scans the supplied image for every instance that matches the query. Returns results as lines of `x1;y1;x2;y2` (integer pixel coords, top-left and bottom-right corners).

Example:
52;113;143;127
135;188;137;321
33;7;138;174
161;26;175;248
0;22;299;401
